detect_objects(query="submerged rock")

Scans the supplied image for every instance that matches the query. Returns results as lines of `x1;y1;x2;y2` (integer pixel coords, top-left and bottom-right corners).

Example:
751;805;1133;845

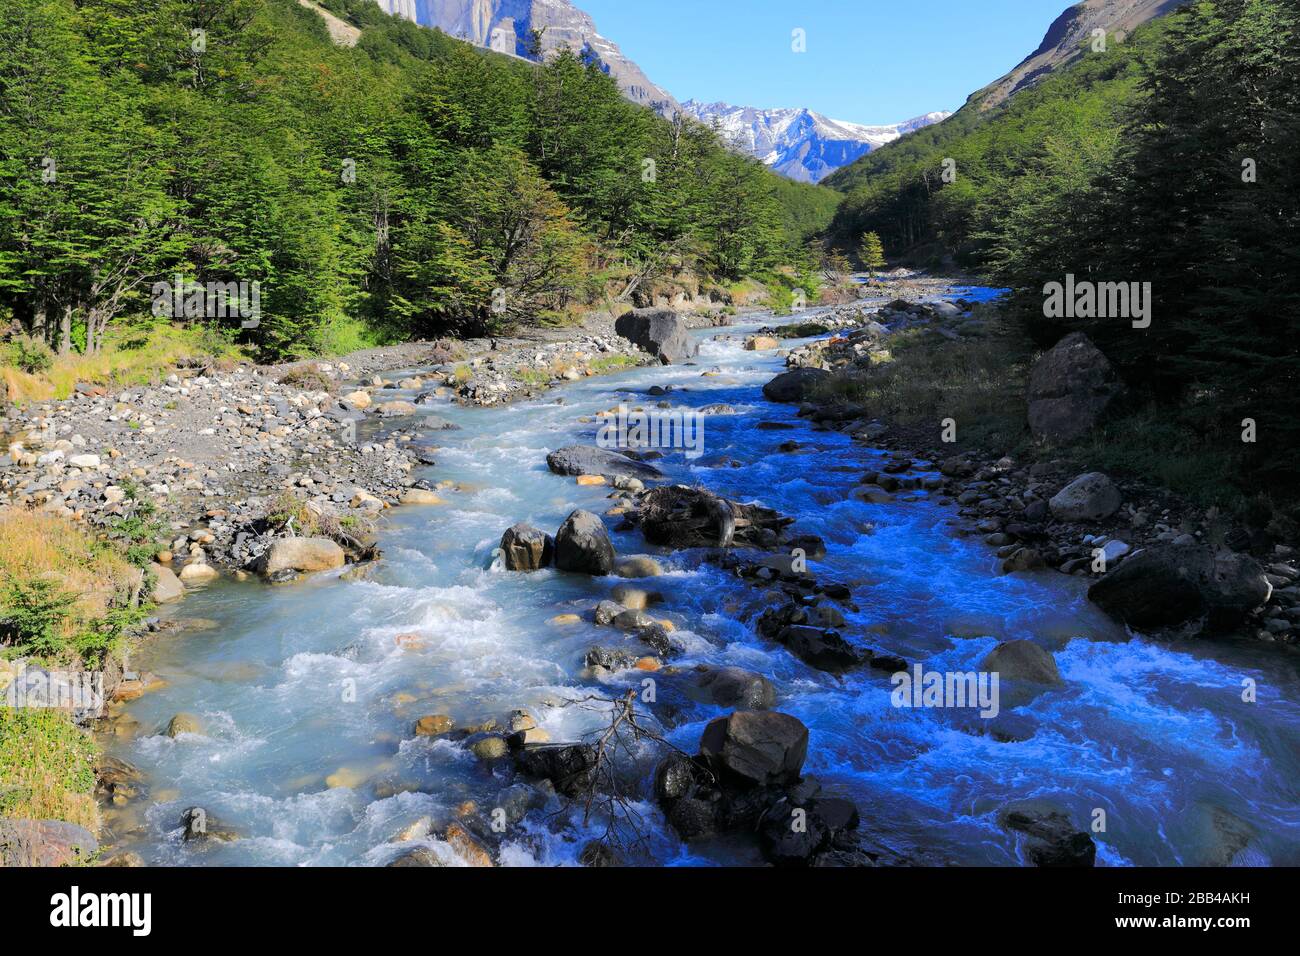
546;445;663;481
998;802;1096;867
684;666;777;711
980;640;1062;686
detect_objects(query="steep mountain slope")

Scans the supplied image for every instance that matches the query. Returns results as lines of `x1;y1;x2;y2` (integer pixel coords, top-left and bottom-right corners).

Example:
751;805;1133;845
974;0;1192;108
372;0;677;110
682;101;950;184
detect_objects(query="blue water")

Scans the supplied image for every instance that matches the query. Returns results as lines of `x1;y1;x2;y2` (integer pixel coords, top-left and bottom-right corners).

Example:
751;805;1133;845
105;303;1300;867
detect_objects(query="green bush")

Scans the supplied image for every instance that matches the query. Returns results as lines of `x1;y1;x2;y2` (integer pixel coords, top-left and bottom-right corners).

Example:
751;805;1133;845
5;335;55;373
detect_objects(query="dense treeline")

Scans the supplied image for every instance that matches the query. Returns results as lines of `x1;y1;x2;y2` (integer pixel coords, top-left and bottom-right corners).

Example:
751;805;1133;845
828;0;1300;493
0;0;833;359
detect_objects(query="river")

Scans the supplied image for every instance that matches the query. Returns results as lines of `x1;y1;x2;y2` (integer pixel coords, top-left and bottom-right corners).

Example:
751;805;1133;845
102;297;1300;867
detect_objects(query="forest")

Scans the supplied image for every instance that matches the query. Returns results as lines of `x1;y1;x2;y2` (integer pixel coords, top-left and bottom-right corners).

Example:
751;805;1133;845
0;0;837;359
827;0;1299;493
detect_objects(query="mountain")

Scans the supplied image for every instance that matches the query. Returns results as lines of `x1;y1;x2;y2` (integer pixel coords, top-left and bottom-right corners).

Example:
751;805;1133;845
680;101;951;185
974;0;1193;108
371;0;677;111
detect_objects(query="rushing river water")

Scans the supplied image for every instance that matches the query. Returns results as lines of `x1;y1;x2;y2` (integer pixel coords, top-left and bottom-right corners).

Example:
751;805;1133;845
104;298;1300;867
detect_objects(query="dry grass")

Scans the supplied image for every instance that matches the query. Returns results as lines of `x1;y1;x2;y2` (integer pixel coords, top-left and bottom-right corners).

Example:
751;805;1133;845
2;323;248;403
0;510;137;632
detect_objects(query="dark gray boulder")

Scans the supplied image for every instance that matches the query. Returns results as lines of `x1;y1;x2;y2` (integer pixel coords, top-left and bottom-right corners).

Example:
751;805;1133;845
762;367;831;403
1088;543;1271;630
684;666;777;710
1027;332;1124;443
698;711;809;787
980;640;1063;686
998;802;1096;867
614;308;698;364
546;445;663;481
554;510;616;575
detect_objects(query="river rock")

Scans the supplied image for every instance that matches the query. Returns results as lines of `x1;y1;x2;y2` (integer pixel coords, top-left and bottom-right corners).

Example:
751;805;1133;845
762;367;831;403
1088;543;1271;630
546;445;663;481
554;510;616;575
685;666;777;710
499;523;553;571
1049;472;1120;522
165;712;203;737
980;640;1062;685
400;489;445;505
512;742;599;796
614;308;698;364
615;555;664;578
698;711;809;787
256;537;346;576
998;802;1096;867
151;563;185;603
1027;332;1124;442
178;560;219;584
375;400;418;418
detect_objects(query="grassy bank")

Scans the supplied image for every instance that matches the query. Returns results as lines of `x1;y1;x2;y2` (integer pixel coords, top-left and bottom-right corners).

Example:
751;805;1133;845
1;323;250;404
0;509;151;842
812;311;1282;526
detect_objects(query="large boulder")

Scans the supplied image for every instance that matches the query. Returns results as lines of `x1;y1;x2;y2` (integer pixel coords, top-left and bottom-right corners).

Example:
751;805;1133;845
698;711;808;787
763;367;831;403
0;819;98;867
1027;332;1124;442
980;640;1062;685
546;445;663;481
554;510;616;575
614;308;697;364
1049;472;1121;522
150;563;185;603
1088;543;1271;631
255;537;346;576
499;523;553;571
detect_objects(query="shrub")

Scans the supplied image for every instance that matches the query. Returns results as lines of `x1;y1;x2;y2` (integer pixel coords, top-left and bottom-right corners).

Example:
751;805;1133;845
5;335;55;374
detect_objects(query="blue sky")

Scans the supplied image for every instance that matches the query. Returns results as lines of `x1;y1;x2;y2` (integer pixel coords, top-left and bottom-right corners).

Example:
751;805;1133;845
579;0;1071;122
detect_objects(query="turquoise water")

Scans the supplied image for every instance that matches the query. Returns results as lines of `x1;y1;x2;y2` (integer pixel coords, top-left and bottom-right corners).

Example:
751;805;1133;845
106;303;1300;867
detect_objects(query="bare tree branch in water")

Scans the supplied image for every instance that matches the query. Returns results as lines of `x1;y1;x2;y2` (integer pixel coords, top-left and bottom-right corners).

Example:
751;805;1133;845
549;689;713;860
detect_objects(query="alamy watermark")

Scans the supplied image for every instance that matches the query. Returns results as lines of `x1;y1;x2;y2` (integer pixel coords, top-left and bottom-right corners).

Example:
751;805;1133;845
1;664;104;717
596;403;705;460
1042;274;1151;329
151;274;261;328
891;664;1000;718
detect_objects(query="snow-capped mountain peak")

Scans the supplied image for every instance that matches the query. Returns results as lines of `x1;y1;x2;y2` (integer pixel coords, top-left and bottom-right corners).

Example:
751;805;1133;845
680;100;952;184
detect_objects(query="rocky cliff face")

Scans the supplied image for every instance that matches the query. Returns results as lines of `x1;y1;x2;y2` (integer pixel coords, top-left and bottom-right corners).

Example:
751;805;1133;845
975;0;1193;109
681;101;951;184
372;0;677;111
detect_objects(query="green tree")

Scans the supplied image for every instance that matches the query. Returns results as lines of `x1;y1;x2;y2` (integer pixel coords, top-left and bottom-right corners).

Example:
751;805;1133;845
858;231;886;276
